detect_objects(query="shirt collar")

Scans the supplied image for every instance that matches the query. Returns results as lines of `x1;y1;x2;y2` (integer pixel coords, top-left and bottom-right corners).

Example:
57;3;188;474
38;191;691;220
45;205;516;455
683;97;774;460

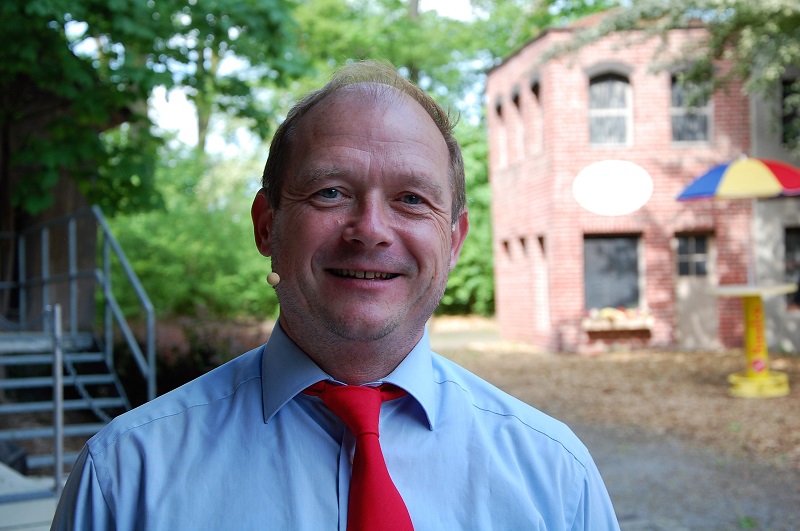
261;324;436;430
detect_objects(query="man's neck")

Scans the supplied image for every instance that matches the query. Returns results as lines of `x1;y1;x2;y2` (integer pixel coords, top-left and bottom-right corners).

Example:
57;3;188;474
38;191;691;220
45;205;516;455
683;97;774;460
278;317;422;385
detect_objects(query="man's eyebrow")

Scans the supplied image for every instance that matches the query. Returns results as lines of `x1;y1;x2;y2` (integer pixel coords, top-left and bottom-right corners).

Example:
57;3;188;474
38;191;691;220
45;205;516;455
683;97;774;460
399;173;449;204
299;166;347;184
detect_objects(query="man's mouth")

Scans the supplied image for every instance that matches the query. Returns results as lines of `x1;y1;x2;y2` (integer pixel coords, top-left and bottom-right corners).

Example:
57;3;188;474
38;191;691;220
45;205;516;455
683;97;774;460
331;269;399;280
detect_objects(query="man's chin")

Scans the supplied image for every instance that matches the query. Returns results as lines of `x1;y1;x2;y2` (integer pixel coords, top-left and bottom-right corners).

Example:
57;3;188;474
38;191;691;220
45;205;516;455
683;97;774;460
323;315;399;343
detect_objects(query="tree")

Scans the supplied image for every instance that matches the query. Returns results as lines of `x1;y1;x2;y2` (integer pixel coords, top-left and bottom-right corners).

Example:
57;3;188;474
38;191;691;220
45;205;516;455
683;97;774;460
291;0;476;110
1;0;303;217
135;0;306;159
0;0;305;318
544;0;800;155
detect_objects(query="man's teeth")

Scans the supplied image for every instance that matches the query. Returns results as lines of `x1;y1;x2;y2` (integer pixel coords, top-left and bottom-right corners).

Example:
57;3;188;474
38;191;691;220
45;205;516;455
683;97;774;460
336;269;393;279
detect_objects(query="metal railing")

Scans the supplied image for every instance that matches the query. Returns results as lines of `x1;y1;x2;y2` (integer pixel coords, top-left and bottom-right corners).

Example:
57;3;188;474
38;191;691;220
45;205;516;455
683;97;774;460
0;304;64;503
0;206;156;402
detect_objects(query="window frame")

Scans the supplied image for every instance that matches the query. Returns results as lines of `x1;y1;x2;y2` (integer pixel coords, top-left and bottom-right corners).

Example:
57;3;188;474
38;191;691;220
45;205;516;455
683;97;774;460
583;234;642;310
676;234;709;277
588;73;633;147
670;74;713;144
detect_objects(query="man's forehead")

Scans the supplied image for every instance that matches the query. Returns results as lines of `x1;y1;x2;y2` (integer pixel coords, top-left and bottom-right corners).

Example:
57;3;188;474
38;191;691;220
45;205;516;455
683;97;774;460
305;83;430;125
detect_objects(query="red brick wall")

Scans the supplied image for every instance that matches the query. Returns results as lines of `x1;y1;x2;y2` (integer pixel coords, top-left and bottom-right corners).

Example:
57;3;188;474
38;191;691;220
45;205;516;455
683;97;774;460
487;27;751;352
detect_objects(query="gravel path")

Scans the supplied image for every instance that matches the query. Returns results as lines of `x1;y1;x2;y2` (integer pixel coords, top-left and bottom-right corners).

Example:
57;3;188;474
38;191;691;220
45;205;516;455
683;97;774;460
430;317;800;530
574;423;800;530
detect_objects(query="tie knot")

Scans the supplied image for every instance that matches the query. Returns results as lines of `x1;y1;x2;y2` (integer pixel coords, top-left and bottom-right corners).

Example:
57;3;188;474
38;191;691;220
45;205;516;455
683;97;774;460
321;385;382;438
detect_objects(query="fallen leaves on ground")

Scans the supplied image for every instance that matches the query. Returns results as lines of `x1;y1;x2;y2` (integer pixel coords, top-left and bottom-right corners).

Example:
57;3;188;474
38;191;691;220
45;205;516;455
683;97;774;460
440;340;800;469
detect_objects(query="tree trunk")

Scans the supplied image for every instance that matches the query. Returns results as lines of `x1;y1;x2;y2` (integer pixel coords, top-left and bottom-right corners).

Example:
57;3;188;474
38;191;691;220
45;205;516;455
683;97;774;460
18;176;96;332
194;46;220;163
1;75;99;330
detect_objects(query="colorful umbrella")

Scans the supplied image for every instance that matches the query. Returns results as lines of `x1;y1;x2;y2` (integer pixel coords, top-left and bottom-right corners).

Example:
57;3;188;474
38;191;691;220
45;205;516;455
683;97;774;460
677;157;800;201
676;157;800;398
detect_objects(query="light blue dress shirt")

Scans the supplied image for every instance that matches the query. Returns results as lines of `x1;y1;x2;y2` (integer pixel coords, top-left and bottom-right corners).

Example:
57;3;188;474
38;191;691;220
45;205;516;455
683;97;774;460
52;325;619;530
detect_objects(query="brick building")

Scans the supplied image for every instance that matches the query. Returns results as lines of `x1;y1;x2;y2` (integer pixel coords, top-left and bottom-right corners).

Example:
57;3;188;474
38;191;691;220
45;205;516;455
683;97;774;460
486;21;800;353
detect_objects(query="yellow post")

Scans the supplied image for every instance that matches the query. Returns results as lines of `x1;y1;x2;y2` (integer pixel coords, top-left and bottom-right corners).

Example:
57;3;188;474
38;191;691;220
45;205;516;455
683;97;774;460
742;295;768;377
728;294;790;398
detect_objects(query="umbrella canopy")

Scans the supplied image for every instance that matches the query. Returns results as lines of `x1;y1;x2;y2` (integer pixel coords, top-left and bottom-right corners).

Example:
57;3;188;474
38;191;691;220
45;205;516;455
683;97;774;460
677;157;800;201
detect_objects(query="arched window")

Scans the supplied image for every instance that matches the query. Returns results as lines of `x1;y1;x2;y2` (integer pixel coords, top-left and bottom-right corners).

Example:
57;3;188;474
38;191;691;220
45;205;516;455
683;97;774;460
588;73;631;145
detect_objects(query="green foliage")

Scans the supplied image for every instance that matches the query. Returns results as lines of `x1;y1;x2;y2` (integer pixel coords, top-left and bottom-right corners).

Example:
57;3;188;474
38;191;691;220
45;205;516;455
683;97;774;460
109;146;279;319
1;1;161;215
292;0;476;110
470;0;620;64
1;0;305;217
440;122;494;315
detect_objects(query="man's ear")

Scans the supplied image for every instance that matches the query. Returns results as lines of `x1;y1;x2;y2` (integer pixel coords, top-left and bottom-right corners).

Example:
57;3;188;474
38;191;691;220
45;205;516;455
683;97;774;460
449;209;470;271
251;189;274;257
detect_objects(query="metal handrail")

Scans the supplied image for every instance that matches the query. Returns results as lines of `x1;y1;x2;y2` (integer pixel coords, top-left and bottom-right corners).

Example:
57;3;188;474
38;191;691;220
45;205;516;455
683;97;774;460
52;304;64;497
0;305;65;503
1;207;156;401
93;206;157;401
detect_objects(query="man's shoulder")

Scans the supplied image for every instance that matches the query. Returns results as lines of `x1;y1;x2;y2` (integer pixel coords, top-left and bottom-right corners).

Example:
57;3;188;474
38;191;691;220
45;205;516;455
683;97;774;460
431;352;592;465
87;345;265;455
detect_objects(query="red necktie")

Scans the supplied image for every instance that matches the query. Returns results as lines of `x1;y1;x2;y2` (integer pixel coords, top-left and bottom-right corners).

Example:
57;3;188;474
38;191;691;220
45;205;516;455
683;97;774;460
306;382;414;531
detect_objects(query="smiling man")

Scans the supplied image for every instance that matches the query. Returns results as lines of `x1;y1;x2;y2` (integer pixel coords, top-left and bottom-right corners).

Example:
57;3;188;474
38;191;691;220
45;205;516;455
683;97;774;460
252;74;467;385
52;61;619;530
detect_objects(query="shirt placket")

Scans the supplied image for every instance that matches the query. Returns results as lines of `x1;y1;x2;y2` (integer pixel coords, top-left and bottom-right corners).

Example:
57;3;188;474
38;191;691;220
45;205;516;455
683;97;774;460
336;426;356;531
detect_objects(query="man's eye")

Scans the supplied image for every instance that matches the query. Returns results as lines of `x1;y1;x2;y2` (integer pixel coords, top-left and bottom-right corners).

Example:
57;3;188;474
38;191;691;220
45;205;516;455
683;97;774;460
317;188;340;199
401;194;422;205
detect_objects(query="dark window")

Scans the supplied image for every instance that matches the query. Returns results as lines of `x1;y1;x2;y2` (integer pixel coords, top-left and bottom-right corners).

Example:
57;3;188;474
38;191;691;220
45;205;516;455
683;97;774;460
589;74;630;145
584;236;640;309
676;235;708;276
785;228;800;310
671;75;711;142
782;79;800;149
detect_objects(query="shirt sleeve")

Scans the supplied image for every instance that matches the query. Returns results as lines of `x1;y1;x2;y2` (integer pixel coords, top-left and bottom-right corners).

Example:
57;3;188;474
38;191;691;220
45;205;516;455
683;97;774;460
570;461;620;531
50;445;115;531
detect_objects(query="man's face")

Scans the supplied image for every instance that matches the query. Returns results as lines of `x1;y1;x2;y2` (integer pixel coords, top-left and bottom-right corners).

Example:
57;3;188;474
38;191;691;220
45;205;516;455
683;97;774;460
252;88;468;351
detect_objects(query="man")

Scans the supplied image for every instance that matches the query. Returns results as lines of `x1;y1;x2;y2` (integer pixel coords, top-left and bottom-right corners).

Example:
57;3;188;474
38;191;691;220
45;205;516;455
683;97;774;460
52;61;619;530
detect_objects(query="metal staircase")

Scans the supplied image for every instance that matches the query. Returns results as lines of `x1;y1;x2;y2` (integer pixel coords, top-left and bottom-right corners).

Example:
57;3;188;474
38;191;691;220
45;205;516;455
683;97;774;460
0;207;155;501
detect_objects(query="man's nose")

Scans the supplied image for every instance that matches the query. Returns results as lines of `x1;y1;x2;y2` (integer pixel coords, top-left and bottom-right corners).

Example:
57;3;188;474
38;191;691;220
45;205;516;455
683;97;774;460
343;197;394;248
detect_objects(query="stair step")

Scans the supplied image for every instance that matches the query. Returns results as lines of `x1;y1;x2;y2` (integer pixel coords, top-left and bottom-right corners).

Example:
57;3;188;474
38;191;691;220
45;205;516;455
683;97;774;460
0;397;127;414
0;373;117;390
0;423;106;441
0;332;94;354
0;351;106;366
27;451;83;470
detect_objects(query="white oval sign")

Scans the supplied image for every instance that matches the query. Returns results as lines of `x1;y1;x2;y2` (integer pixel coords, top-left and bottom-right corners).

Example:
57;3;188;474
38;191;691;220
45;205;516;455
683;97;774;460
572;160;654;216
